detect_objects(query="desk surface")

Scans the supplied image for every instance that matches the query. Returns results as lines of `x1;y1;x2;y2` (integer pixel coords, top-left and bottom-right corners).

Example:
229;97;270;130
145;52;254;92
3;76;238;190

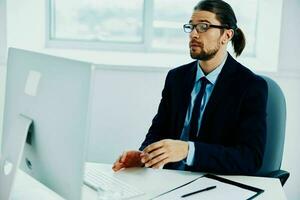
12;162;286;200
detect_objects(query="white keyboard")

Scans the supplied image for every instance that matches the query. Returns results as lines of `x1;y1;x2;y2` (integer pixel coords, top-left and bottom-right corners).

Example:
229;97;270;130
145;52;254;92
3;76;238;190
84;166;144;199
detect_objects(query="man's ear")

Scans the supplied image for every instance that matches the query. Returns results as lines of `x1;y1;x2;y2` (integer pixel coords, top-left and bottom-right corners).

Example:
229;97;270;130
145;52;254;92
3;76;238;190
226;29;234;41
222;29;234;44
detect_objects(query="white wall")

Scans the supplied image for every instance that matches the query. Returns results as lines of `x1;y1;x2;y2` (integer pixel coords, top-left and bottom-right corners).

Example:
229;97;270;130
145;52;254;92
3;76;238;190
0;0;6;63
88;65;168;163
1;0;300;199
274;77;300;200
0;0;7;149
273;0;300;199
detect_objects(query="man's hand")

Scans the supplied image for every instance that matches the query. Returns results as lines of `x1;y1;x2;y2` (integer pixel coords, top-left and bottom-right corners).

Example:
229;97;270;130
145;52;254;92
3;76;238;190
141;139;189;169
112;150;144;172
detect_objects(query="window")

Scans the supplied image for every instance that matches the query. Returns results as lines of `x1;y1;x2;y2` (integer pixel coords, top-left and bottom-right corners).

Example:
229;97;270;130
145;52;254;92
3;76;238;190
51;0;143;43
151;0;258;56
47;0;283;71
151;0;199;51
48;0;257;54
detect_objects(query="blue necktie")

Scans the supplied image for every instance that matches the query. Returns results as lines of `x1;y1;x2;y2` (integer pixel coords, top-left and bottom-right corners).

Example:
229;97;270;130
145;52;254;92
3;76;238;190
189;76;209;140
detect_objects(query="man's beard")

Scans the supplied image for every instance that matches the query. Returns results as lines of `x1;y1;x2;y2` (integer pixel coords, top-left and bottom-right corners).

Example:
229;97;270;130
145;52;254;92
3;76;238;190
190;42;220;61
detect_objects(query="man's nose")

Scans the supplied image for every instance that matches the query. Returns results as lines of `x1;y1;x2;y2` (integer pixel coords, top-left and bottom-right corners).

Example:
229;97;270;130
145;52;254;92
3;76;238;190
189;28;199;39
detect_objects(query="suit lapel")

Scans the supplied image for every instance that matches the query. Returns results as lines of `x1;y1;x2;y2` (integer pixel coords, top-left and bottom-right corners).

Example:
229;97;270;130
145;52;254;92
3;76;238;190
199;54;238;135
176;62;197;137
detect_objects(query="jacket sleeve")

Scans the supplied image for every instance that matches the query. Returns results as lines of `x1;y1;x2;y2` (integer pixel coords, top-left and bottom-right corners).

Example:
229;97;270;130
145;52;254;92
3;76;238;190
139;71;172;151
191;77;268;175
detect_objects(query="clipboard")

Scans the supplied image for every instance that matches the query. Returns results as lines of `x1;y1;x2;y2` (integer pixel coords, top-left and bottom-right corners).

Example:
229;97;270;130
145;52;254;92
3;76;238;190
152;174;264;200
204;174;264;200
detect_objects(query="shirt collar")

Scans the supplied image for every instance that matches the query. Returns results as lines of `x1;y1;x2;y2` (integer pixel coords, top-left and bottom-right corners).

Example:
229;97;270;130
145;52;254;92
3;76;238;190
195;53;228;85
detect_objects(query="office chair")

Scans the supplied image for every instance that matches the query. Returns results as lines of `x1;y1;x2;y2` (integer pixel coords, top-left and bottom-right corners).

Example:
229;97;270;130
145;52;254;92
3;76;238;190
256;76;290;186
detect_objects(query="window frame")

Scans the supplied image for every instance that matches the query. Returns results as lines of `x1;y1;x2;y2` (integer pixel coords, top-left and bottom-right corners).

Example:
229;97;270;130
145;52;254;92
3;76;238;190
46;0;153;52
45;0;284;72
46;0;211;54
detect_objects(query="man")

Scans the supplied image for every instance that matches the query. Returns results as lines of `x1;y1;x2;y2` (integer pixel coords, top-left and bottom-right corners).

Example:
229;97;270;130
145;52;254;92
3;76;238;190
113;0;267;175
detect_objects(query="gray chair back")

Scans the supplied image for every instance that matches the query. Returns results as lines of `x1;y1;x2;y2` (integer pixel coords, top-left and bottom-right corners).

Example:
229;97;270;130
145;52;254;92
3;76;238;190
256;76;286;175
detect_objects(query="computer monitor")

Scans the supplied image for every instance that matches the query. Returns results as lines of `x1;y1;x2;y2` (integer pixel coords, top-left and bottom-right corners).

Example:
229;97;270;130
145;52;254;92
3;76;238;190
0;48;93;200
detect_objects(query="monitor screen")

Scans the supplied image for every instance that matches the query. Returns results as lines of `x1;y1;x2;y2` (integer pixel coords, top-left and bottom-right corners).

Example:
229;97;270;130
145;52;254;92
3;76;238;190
1;48;93;200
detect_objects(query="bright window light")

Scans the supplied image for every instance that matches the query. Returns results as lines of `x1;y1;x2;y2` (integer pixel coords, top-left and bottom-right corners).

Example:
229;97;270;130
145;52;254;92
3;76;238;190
47;0;283;71
51;0;143;43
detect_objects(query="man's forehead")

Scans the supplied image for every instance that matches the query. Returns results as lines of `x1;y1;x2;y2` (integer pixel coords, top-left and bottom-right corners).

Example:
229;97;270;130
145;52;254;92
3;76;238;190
189;10;219;24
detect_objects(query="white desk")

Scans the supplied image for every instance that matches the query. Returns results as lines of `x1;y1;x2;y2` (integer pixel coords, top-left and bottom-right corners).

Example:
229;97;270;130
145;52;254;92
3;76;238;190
11;162;286;200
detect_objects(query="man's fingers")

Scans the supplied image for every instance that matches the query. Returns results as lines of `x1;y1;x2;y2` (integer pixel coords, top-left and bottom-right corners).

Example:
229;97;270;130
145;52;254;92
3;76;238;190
112;153;127;171
117;155;122;162
143;140;165;154
148;147;166;160
141;148;165;164
112;156;122;168
121;151;127;162
112;163;125;172
145;153;168;168
112;159;123;168
140;153;151;165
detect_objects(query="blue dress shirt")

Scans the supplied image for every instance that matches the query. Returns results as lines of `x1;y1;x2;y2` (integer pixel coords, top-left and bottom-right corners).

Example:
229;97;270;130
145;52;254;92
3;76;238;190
180;54;228;167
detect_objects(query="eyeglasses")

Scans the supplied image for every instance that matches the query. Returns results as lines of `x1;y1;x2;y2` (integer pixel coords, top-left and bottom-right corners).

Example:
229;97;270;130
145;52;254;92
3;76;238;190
183;22;229;33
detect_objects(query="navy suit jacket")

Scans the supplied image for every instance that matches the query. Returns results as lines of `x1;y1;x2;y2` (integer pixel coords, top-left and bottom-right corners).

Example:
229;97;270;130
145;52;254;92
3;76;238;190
140;54;268;175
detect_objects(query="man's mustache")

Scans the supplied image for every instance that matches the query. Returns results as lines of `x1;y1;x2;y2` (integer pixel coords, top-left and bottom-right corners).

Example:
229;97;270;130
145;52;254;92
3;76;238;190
189;40;203;48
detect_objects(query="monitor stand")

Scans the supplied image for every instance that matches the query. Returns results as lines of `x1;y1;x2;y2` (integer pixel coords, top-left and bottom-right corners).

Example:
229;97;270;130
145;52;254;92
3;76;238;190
0;114;33;200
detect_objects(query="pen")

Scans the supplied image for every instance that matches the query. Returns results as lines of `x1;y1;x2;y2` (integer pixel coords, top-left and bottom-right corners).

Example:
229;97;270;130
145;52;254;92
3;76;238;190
181;185;217;198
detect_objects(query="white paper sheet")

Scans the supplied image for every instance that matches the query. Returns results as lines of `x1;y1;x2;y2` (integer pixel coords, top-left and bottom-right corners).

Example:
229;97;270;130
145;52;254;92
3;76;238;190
153;176;257;200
